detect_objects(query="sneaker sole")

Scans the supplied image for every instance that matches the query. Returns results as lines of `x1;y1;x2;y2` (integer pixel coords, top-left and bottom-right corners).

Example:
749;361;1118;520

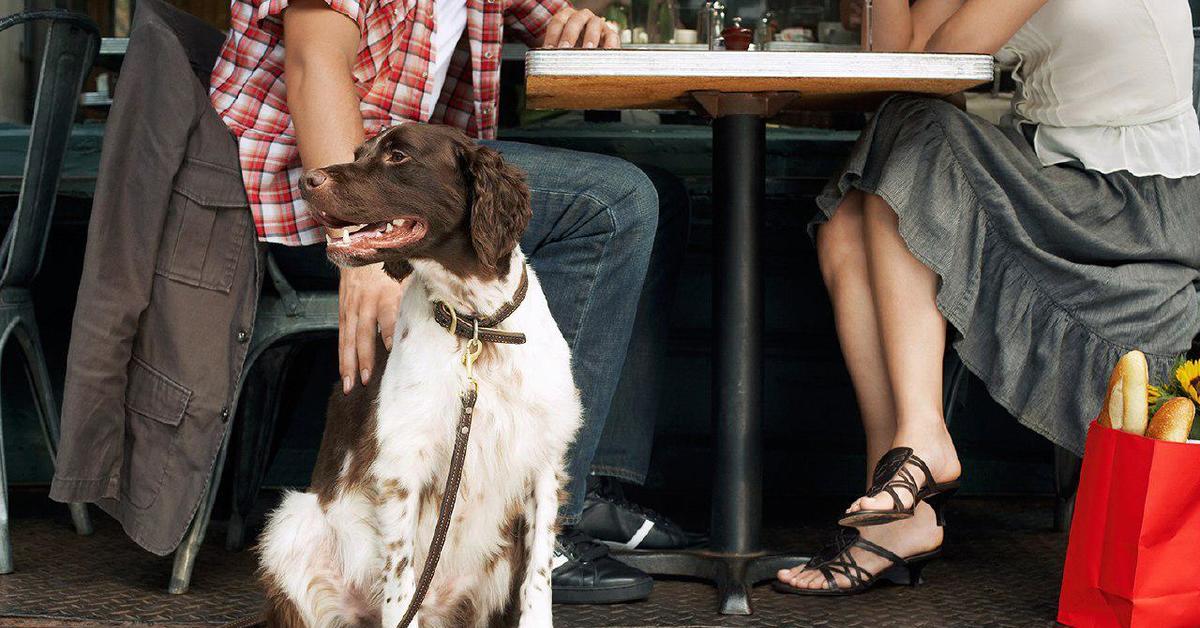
552;579;654;604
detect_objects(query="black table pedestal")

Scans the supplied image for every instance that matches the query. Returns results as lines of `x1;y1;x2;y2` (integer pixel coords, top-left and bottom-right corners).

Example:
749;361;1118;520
613;97;806;616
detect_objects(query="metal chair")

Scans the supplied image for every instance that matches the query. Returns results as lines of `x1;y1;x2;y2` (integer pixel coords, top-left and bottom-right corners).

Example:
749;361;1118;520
0;10;99;574
168;254;337;593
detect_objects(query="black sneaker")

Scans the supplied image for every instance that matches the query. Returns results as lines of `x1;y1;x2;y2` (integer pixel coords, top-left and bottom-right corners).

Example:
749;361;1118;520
551;527;654;604
578;476;707;551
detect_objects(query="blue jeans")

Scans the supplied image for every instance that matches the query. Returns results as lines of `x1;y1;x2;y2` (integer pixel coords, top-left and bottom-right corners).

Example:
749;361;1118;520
272;140;687;524
486;141;687;524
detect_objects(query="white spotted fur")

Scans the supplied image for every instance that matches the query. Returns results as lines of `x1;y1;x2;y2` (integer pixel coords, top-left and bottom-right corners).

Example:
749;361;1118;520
260;249;581;627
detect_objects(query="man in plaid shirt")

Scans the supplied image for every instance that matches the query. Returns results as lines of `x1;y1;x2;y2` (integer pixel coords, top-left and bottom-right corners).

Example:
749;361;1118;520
212;0;697;602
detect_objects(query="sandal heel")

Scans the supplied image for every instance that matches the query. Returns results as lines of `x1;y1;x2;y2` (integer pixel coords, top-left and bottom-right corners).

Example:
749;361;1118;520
925;485;959;527
904;556;935;586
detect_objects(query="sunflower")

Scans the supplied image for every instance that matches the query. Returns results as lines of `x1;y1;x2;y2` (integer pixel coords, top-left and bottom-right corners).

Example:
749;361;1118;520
1147;384;1165;406
1173;359;1200;405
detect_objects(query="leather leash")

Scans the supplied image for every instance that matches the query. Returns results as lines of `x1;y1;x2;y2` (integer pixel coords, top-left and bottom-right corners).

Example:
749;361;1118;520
397;265;529;628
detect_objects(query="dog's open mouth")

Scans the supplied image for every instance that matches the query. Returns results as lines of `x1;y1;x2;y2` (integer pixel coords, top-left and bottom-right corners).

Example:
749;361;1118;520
320;214;428;256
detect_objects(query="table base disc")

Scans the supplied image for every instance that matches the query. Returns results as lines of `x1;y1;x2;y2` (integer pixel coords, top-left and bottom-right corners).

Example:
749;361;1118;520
612;550;810;615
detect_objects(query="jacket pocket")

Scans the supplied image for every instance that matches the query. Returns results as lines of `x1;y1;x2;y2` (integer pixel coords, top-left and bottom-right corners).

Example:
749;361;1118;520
157;157;251;293
122;357;192;509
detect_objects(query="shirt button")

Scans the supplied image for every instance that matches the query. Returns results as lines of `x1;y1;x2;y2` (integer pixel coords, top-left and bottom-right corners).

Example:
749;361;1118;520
422;71;429;78
220;407;230;422
236;329;248;343
484;51;493;59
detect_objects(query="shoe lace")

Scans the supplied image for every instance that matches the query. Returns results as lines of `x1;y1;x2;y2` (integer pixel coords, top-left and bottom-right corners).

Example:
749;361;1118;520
590;480;678;530
558;529;611;563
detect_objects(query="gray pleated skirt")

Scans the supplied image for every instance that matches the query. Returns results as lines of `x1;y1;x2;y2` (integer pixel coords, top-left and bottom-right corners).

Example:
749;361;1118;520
812;95;1200;455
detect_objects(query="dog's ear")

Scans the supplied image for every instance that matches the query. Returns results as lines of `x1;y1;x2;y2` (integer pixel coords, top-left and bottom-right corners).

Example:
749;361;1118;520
460;143;531;274
383;259;413;283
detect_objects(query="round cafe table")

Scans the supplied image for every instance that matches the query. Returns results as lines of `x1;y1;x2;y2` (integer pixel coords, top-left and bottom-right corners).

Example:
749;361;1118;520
526;49;993;615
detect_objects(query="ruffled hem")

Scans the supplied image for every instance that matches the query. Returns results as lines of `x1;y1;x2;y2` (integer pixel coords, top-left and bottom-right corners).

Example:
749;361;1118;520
811;96;1185;456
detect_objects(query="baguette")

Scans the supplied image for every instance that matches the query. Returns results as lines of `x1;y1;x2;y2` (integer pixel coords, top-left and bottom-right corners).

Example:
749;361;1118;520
1145;397;1195;443
1097;350;1149;435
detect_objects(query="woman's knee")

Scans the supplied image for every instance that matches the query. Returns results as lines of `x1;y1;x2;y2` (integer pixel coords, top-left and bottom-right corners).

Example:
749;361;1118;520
816;195;866;287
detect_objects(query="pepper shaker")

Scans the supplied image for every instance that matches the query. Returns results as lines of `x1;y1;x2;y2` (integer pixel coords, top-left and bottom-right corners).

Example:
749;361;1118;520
700;1;726;50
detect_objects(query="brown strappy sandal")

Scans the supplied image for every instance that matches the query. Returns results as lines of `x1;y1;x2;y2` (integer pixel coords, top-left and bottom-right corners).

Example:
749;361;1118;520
837;447;960;528
772;535;941;596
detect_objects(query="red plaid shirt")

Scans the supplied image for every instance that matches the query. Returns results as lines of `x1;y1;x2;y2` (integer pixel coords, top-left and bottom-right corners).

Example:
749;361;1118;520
210;0;564;245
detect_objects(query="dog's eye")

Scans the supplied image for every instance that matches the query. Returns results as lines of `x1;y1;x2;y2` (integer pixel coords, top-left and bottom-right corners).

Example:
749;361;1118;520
387;149;411;164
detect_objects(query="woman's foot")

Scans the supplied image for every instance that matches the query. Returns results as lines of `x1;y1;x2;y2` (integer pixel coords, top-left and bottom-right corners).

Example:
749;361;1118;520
776;503;943;591
845;425;962;519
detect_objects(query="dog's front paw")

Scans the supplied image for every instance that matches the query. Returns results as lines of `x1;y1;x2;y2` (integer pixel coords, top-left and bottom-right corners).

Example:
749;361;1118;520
517;609;553;628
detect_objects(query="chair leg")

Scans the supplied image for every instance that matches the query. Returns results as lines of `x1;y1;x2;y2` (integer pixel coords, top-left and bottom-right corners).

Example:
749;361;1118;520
11;321;92;536
1053;445;1082;532
226;344;293;551
169;423;234;594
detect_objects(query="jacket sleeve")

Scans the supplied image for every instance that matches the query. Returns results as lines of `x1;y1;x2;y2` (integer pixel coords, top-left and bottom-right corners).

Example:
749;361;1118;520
49;22;198;502
504;0;569;47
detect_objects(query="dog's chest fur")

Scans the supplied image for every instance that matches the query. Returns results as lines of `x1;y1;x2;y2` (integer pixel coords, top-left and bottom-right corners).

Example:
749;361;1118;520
310;252;580;626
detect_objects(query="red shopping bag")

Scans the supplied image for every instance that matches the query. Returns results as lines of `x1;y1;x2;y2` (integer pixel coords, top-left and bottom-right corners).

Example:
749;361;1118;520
1057;421;1200;627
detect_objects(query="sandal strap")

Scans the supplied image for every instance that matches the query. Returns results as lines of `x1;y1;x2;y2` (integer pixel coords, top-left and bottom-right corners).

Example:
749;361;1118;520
868;447;913;491
806;528;859;568
903;452;936;487
814;536;903;591
865;448;940;510
851;536;905;565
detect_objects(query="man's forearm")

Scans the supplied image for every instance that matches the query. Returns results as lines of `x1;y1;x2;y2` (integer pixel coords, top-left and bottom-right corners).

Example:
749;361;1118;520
286;58;363;169
283;0;364;170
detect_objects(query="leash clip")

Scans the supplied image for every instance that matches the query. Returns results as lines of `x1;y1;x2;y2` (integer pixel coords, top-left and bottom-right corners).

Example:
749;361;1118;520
462;320;482;379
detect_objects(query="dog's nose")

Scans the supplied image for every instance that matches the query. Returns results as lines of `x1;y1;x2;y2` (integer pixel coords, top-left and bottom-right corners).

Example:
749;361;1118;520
303;170;329;189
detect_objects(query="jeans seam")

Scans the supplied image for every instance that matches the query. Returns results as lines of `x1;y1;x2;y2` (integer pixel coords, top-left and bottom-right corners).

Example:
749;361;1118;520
590;465;646;484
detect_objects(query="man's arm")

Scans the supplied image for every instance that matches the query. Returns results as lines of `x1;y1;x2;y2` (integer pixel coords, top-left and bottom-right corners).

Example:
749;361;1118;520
284;0;405;394
506;0;620;49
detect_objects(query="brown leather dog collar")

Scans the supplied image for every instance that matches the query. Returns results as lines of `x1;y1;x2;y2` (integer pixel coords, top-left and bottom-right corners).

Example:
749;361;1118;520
432;264;529;345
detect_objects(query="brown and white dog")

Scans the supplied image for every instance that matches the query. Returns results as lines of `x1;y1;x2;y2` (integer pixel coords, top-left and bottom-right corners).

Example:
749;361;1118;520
258;124;581;627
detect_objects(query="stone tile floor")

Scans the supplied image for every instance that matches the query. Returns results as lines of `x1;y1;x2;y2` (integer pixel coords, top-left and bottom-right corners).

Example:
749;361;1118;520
0;491;1065;627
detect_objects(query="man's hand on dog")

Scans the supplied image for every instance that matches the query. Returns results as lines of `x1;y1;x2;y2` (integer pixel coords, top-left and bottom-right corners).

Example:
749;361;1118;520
541;7;620;49
339;263;405;394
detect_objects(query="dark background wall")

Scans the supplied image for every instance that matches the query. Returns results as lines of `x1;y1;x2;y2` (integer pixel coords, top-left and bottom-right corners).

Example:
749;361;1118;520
0;121;1055;510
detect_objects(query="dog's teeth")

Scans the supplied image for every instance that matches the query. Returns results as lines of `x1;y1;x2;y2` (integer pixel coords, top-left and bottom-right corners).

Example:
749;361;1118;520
393;219;406;227
385;223;394;232
326;234;333;245
342;231;351;244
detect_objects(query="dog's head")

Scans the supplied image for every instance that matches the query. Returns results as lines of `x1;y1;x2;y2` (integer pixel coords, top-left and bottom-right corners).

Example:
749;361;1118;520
299;124;531;281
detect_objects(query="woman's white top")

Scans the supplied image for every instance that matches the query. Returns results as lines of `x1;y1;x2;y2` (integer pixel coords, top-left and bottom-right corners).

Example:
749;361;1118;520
996;0;1200;178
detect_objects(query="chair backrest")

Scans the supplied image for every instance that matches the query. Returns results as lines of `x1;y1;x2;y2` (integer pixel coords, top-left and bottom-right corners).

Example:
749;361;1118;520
0;11;98;290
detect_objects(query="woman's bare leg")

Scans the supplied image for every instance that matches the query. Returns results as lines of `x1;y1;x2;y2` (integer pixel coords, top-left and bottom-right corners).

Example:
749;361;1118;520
817;191;898;473
851;192;961;513
782;192;958;591
776;190;898;585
